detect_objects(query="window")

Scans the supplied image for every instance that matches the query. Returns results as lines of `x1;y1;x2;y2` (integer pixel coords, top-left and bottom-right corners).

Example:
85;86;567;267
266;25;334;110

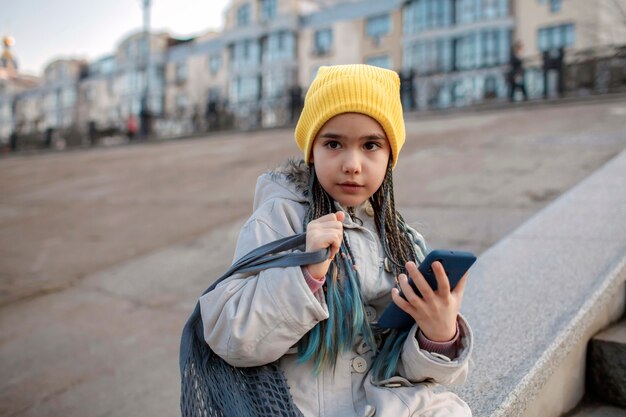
260;0;277;22
126;42;136;60
314;29;333;55
456;33;478;70
482;0;507;18
406;37;452;75
264;31;295;62
140;37;149;59
549;0;562;12
107;78;114;96
175;62;187;83
176;93;188;111
62;87;76;108
402;1;419;35
233;75;260;102
403;1;417;34
426;0;447;28
264;70;288;98
232;39;260;69
83;86;93;102
403;0;453;33
237;3;251;26
209;54;222;74
366;14;391;39
537;24;575;51
365;55;391;69
93;57;115;76
457;0;478;24
481;30;500;67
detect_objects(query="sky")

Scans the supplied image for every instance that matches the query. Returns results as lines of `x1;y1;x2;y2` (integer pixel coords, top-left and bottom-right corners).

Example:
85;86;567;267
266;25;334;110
1;0;232;76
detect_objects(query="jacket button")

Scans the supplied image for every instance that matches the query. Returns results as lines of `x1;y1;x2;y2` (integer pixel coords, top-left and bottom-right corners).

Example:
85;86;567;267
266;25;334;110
384;257;392;273
364;305;377;323
352;356;368;373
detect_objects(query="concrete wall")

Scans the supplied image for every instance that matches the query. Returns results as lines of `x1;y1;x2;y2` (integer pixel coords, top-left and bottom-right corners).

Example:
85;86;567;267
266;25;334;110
455;149;626;417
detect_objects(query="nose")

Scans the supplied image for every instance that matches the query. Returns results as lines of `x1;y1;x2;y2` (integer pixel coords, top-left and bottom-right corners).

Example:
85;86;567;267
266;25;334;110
342;150;361;174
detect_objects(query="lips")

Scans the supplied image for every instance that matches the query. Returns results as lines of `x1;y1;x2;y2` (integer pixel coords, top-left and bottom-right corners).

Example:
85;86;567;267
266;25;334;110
338;182;364;194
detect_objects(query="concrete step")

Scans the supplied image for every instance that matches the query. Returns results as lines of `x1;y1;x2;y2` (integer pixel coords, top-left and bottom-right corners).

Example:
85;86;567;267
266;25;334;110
586;318;626;407
565;400;626;417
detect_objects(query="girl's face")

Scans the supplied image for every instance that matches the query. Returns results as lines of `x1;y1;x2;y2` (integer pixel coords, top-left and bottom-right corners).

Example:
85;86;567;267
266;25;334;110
311;113;391;208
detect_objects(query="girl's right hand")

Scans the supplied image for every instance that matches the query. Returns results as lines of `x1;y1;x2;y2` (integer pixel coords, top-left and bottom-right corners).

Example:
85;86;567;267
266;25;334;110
305;211;345;279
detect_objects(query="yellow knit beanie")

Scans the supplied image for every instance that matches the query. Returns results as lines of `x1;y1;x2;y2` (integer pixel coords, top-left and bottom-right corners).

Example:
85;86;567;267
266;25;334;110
295;64;405;168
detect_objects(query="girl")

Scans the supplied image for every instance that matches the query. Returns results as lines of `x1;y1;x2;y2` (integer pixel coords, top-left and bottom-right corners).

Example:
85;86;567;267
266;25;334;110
200;65;473;417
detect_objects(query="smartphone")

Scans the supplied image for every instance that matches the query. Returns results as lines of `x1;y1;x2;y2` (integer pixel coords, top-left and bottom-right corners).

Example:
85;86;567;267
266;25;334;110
377;250;477;329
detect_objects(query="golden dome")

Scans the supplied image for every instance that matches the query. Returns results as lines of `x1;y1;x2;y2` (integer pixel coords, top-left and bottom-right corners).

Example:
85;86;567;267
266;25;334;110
3;36;15;47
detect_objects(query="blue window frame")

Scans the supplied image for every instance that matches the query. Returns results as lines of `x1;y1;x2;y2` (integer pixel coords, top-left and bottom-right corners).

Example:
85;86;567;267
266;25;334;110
209;53;221;74
264;31;295;62
403;0;454;33
549;0;562;12
175;62;187;82
260;0;277;22
237;3;251;26
537;23;575;51
366;14;391;38
314;29;333;55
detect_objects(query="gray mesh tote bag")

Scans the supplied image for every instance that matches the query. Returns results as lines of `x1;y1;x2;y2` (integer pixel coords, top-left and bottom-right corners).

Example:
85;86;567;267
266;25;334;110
179;232;328;417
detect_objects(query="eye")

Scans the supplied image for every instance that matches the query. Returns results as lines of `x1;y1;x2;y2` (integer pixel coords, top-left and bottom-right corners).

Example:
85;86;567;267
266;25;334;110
325;140;341;150
364;141;381;151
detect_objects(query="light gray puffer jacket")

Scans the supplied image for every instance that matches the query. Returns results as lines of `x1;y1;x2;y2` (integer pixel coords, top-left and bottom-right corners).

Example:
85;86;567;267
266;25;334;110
200;161;473;417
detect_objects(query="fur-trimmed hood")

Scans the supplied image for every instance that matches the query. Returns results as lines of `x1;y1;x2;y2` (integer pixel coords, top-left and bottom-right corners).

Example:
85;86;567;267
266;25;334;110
252;159;311;211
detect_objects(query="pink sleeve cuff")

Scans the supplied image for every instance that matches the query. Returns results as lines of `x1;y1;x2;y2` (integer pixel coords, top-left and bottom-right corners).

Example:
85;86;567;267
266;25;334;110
416;320;461;359
302;266;326;293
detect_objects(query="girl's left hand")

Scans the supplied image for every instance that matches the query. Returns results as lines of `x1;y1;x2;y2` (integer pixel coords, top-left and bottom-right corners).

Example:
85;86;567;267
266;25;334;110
391;261;467;342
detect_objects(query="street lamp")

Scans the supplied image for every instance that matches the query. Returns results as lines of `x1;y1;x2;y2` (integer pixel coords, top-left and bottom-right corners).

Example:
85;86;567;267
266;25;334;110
140;0;152;138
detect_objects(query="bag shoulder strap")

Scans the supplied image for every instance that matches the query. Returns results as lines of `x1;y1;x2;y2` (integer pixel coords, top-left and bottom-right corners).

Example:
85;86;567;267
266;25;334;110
202;232;328;295
180;232;328;373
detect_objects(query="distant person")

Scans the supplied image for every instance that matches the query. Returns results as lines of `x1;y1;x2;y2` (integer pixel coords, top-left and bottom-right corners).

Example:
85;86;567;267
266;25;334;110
400;68;416;110
126;114;138;141
508;41;528;102
205;98;219;130
288;84;303;123
44;127;53;148
139;107;152;139
191;108;201;133
9;131;17;152
88;121;97;146
185;65;473;417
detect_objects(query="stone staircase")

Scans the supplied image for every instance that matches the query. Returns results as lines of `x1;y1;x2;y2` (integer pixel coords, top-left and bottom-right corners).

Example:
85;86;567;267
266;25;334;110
566;318;626;417
454;149;626;417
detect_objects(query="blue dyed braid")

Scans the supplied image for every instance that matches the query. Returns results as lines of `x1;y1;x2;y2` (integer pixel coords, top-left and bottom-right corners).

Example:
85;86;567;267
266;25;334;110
298;161;424;381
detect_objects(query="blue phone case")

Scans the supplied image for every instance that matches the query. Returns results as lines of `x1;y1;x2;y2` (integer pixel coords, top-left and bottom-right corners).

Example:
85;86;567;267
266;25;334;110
377;250;477;329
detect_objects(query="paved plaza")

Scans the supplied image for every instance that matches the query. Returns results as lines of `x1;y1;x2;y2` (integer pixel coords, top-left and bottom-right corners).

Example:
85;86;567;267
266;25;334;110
1;98;625;417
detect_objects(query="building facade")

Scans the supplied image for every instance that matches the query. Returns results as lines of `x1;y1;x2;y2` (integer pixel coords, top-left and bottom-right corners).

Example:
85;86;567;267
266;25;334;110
514;0;626;98
220;0;301;129
402;0;514;109
4;0;626;146
76;55;119;135
0;36;41;144
39;59;87;134
163;31;228;136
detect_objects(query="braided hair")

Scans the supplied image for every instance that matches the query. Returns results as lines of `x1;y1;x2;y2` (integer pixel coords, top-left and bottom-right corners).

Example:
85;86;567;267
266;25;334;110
297;158;424;380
